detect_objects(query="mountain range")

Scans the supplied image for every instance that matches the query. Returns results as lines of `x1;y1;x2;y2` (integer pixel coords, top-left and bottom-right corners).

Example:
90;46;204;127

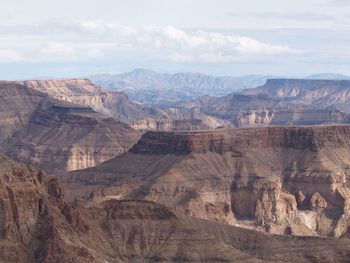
89;69;350;106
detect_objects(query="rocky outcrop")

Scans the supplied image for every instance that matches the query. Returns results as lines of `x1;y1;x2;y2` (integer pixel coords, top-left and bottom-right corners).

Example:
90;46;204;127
244;79;350;112
64;125;350;237
20;79;227;131
0;81;47;139
131;116;227;131
20;79;155;124
175;79;350;128
2;153;350;262
0;82;141;174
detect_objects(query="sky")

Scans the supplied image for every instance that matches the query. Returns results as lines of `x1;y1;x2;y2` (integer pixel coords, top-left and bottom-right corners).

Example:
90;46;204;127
1;0;350;79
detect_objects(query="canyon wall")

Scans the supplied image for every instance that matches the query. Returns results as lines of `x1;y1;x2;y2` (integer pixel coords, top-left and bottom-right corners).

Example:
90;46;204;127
0;82;141;174
65;125;350;237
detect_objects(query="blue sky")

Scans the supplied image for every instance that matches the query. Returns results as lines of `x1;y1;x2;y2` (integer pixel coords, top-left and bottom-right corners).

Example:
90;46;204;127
1;0;350;79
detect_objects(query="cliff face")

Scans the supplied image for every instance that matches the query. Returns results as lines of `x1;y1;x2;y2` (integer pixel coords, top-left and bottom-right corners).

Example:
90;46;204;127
0;81;47;139
175;79;350;128
131;116;228;131
245;79;350;98
0;82;141;174
64;125;350;237
131;125;350;154
20;79;153;124
20;79;226;131
244;79;350;111
3;153;350;262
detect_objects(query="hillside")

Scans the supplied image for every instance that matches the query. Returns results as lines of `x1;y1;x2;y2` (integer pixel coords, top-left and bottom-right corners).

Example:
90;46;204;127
0;81;141;174
1;153;350;262
20;79;227;131
63;125;350;237
175;79;350;127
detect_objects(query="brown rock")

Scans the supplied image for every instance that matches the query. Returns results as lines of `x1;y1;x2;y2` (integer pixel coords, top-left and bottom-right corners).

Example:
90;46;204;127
63;125;350;237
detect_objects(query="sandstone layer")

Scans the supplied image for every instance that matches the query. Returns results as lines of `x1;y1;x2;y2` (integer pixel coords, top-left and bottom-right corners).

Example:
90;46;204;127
20;79;227;131
1;153;350;262
0;81;141;174
63;125;350;237
174;79;350;128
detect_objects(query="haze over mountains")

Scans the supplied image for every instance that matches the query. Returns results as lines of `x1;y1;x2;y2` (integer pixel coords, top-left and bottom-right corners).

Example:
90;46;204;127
89;69;350;106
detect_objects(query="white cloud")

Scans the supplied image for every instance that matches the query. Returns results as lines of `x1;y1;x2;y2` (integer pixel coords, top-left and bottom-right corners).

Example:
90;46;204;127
0;49;23;62
0;19;299;64
235;37;298;55
41;41;75;57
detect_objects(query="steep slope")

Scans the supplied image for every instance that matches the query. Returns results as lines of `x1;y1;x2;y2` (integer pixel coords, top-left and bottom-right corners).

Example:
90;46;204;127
19;79;157;124
244;79;350;112
177;81;350;127
2;153;350;262
0;81;47;138
63;125;350;237
0;81;141;174
20;79;226;131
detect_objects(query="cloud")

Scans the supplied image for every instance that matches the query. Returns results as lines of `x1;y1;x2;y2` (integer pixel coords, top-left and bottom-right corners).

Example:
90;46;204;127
227;11;336;21
41;41;75;57
235;37;298;55
0;19;298;64
0;49;23;62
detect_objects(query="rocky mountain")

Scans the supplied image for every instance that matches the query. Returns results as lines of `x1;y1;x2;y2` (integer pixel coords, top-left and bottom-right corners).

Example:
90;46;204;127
174;79;350;128
89;69;272;106
62;125;350;238
1;152;350;262
243;79;350;111
89;69;350;107
20;79;227;131
19;79;159;124
0;81;141;174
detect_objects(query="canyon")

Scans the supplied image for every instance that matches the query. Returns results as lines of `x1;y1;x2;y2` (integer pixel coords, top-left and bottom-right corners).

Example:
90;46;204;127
19;78;350;131
20;79;226;131
1;152;350;262
0;81;141;174
62;125;350;238
1;77;350;261
177;79;350;128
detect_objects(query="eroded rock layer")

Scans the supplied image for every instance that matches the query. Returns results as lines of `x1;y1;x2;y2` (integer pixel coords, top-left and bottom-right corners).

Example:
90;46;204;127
1;153;350;262
20;79;228;131
0;81;141;174
64;125;350;237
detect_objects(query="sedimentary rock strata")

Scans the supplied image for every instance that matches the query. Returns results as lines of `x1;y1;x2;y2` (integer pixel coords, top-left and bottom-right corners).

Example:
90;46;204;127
63;125;350;237
1;153;350;262
0;81;141;174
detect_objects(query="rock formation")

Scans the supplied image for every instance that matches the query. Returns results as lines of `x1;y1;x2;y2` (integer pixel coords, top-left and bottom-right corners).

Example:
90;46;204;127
20;79;227;131
1;152;350;262
63;125;350;237
19;79;156;124
176;79;350;128
0;81;141;174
